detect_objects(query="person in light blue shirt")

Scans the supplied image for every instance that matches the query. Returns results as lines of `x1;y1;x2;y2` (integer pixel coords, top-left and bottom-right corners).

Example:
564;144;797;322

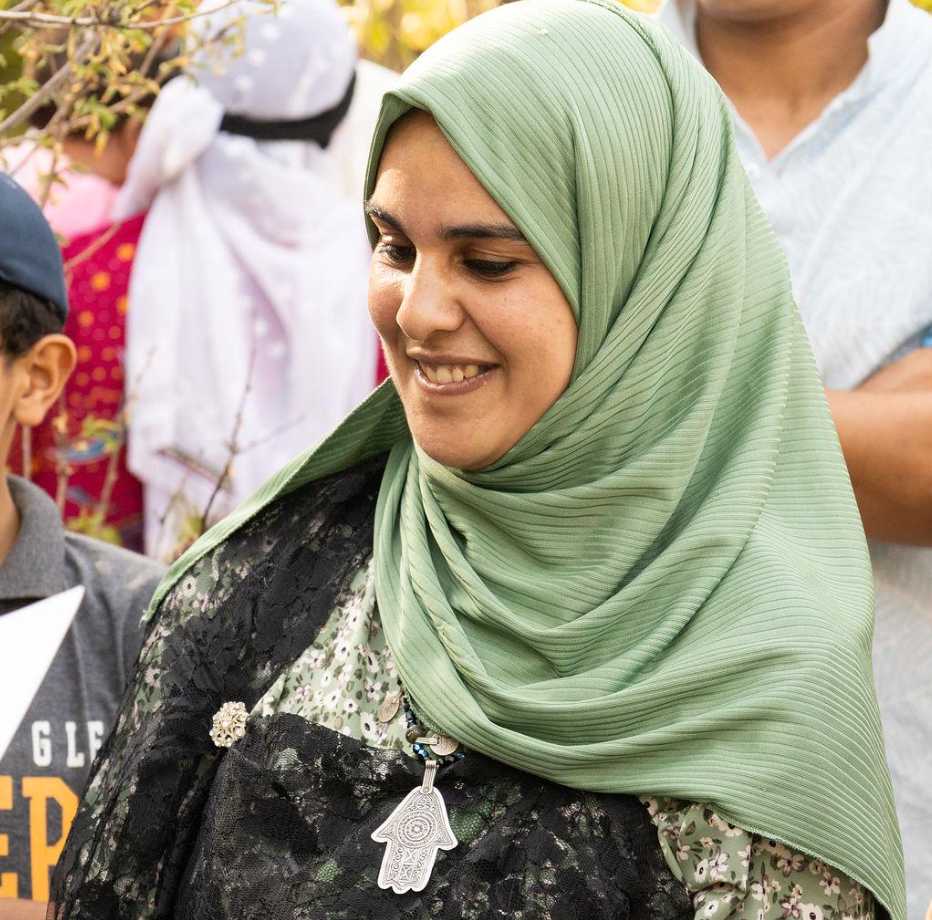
657;2;932;917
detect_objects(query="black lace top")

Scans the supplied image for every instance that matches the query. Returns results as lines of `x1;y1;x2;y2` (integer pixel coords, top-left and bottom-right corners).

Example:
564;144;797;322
49;456;692;919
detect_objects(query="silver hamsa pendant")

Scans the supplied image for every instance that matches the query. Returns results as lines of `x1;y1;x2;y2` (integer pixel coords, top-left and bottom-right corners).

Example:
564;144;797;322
372;759;458;893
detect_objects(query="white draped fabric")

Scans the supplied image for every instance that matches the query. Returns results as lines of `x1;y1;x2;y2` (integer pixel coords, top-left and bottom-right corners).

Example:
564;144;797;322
115;0;392;557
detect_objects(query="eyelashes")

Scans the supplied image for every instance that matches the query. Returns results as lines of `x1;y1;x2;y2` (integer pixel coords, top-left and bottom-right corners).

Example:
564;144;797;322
379;243;415;265
377;242;518;281
463;259;518;279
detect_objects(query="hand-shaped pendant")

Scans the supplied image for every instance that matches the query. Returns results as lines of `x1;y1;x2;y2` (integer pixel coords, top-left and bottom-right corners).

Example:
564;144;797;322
372;759;458;893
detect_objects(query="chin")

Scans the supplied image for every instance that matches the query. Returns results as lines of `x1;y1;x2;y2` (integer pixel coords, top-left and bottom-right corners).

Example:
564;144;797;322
698;0;794;21
414;434;499;471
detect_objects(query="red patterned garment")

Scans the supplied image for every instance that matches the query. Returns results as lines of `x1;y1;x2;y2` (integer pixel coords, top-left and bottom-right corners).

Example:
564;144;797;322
375;347;389;385
10;213;147;551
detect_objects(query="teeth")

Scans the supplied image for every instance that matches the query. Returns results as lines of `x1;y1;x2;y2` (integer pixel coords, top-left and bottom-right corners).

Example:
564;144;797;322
419;362;486;384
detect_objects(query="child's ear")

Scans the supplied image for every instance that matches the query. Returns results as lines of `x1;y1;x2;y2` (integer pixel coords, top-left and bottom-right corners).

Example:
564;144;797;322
12;334;77;428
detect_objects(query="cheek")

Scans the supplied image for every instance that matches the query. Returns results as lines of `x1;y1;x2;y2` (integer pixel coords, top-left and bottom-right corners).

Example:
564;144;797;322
534;310;577;389
484;281;577;395
0;381;16;430
367;261;402;344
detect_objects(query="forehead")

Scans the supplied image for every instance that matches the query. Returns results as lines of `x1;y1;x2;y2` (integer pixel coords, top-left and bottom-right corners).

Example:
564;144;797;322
370;111;514;228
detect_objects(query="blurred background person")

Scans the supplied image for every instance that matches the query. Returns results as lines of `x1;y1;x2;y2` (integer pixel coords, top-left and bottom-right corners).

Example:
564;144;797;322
6;42;172;551
115;0;394;559
0;174;163;917
657;0;932;915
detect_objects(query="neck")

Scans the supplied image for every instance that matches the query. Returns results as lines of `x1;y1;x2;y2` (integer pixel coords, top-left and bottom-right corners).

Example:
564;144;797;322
0;470;20;568
62;133;128;187
695;0;888;158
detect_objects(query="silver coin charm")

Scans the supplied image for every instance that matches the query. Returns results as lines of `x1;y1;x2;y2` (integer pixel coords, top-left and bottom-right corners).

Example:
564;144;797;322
378;688;402;723
372;759;458;893
412;734;460;757
430;734;460;757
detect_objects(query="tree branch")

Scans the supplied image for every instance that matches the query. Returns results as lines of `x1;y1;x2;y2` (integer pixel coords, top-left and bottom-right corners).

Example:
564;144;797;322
137;21;170;75
0;0;39;36
52;395;71;514
200;314;259;526
7;0;42;14
63;221;122;271
95;406;127;524
36;143;60;208
0;0;251;32
0;34;96;137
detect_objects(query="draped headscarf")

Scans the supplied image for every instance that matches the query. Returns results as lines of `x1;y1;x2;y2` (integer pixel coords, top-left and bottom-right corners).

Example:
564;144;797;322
115;0;377;555
150;1;905;915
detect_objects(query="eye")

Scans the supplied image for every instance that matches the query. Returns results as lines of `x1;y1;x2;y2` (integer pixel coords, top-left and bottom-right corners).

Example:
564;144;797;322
463;259;518;279
377;242;415;266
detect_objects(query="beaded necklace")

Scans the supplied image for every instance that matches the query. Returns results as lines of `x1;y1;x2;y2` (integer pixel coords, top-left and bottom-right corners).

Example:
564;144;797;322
371;685;464;893
404;695;467;766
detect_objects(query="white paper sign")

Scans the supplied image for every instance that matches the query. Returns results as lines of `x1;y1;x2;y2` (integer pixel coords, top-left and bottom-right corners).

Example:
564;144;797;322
0;585;85;762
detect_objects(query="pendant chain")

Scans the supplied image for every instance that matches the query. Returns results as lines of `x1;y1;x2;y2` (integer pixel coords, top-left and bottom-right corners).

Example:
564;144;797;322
402;691;466;765
372;685;463;894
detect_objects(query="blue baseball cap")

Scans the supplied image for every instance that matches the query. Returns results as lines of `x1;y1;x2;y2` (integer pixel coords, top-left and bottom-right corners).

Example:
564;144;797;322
0;172;68;319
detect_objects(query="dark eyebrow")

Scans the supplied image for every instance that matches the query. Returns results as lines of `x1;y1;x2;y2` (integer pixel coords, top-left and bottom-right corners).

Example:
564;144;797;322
364;202;401;228
364;201;527;245
440;223;527;243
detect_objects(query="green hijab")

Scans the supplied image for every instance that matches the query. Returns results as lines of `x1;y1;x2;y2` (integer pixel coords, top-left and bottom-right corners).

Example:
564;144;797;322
151;1;904;915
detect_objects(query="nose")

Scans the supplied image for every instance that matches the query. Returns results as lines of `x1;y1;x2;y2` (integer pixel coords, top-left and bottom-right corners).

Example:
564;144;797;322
395;257;465;343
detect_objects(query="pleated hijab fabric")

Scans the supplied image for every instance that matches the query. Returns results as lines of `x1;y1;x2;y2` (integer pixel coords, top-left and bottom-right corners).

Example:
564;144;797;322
150;1;905;915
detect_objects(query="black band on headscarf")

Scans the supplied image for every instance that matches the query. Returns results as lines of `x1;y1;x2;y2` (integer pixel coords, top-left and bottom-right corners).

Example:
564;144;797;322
219;72;356;148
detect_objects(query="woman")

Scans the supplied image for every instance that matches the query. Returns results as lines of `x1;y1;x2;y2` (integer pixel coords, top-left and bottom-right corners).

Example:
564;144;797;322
49;1;905;918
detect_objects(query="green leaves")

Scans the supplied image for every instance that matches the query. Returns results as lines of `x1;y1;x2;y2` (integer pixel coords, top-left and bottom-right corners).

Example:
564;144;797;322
338;0;658;70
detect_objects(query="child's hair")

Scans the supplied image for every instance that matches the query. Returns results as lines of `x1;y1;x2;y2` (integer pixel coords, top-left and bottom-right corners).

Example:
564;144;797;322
0;280;64;362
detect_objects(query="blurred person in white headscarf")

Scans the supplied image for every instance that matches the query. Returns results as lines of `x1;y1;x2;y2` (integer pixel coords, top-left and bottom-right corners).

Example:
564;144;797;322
113;0;395;559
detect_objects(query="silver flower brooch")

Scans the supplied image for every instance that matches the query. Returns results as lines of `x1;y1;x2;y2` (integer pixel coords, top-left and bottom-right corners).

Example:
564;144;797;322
210;701;248;748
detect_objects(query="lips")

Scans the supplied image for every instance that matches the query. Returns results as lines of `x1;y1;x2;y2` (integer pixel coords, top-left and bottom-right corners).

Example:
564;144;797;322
418;362;489;383
412;360;496;395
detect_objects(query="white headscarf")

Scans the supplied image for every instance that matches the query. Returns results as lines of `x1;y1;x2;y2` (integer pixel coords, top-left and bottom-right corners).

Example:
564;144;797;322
115;0;380;556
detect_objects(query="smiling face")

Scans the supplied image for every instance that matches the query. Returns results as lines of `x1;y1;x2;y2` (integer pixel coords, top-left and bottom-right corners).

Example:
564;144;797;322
367;111;578;470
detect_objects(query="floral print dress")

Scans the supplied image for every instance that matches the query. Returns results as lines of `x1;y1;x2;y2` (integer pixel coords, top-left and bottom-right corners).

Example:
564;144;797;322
256;559;876;920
